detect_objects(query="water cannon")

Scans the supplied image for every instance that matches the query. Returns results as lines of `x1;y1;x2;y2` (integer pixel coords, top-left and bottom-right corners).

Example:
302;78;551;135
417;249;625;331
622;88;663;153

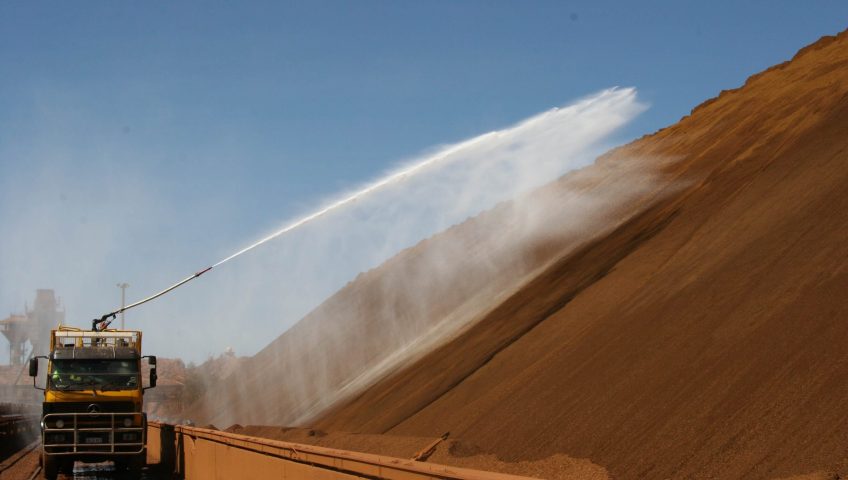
92;313;116;331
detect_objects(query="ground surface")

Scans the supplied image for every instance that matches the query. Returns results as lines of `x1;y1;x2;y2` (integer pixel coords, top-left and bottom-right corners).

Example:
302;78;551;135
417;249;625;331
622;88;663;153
190;29;848;480
0;445;166;480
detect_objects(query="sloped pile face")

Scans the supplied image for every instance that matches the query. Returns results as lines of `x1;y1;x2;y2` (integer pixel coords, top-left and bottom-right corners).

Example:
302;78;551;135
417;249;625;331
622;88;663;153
312;30;848;479
189;159;669;428
188;28;848;480
188;111;668;428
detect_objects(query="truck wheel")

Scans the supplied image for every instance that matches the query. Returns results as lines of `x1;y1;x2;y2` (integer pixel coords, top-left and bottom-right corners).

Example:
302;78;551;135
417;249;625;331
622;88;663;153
128;453;145;471
41;453;59;480
118;454;144;479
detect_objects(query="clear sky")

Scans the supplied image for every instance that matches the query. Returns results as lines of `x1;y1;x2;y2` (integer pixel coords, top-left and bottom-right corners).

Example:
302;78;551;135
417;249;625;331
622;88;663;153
1;2;846;362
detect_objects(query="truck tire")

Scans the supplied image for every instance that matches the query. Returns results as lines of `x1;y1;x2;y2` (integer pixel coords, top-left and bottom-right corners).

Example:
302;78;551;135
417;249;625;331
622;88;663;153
128;453;145;471
41;453;59;480
117;453;144;479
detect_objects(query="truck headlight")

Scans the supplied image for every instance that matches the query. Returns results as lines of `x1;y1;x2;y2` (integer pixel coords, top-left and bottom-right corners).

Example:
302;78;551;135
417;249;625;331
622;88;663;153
55;419;64;429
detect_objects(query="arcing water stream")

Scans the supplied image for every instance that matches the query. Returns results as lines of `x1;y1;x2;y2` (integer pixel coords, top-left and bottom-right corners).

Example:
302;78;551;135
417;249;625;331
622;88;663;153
95;87;642;329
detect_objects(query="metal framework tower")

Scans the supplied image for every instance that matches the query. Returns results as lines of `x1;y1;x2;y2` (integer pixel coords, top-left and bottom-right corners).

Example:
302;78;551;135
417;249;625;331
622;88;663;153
0;289;65;365
0;314;29;365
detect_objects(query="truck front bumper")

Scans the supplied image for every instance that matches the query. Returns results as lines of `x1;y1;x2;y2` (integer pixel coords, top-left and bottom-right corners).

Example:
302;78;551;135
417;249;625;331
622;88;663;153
41;412;146;455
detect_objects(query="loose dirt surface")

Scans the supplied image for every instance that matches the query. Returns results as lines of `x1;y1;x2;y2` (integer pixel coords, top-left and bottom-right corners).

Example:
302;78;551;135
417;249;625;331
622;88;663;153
194;29;848;480
0;442;39;480
0;446;167;480
227;425;609;480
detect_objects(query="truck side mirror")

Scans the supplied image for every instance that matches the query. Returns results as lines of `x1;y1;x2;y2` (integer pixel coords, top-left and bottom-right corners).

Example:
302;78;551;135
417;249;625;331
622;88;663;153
30;356;47;391
144;355;157;390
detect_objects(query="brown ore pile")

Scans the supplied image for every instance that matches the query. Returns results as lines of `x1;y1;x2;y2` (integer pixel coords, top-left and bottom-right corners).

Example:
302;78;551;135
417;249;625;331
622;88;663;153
188;30;848;479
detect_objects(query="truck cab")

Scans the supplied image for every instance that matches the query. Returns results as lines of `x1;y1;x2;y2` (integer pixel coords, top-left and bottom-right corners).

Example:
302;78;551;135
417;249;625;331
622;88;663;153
29;326;157;479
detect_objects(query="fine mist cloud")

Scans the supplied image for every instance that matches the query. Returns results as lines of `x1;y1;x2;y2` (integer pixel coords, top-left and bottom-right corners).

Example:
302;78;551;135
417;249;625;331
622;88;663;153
185;88;664;427
168;88;644;361
0;88;643;374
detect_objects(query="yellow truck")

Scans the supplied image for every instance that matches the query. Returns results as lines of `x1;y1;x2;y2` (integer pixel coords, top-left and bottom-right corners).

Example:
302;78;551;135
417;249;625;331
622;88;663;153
28;326;157;479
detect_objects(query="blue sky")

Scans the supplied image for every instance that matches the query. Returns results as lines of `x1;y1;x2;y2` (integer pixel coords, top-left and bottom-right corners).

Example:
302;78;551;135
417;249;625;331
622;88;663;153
3;2;847;208
1;2;846;361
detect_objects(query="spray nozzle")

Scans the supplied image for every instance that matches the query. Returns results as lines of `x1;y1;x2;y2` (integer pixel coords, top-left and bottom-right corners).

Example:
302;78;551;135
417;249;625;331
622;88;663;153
92;313;116;331
194;267;212;277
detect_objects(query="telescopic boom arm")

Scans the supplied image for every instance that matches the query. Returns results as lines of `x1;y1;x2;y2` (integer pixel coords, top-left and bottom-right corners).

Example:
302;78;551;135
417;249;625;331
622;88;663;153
92;267;213;331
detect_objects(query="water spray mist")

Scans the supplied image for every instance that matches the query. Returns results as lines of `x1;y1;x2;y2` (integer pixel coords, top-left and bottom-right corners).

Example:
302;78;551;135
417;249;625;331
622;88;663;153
94;88;638;330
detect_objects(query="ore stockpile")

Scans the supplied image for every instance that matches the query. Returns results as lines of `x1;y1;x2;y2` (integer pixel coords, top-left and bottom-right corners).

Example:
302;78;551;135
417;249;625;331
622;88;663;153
189;30;848;480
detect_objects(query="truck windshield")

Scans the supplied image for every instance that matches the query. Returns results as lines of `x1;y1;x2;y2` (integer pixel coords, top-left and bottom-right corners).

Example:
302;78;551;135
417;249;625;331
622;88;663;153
49;359;140;391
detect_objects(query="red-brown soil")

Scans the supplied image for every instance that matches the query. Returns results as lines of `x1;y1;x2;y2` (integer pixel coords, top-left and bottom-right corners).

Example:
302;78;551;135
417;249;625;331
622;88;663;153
193;29;848;479
225;425;609;480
